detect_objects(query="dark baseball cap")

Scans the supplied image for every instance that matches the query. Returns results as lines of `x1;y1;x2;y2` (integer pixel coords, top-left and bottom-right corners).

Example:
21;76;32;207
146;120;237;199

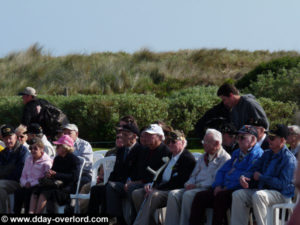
1;125;15;137
238;125;258;138
268;124;289;139
247;118;268;130
24;123;43;135
220;123;237;135
169;130;185;141
116;124;140;136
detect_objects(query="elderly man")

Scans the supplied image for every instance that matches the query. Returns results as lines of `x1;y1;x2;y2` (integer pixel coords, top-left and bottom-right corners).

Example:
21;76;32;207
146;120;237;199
25;123;55;157
0;125;29;213
231;124;297;225
104;124;144;224
220;123;238;155
248;118;269;150
189;125;264;225
63;124;93;186
165;129;231;225
287;125;300;157
132;124;171;213
133;130;196;225
217;83;269;130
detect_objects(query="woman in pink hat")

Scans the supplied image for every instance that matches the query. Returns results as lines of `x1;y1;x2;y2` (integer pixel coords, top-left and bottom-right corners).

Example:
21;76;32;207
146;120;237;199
29;135;80;214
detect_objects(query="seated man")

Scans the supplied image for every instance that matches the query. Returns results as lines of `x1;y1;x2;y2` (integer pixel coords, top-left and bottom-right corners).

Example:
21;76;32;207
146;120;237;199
287;125;300;157
63;124;93;186
25;123;55;157
248;118;269;150
165;129;231;225
133;130;196;225
0;125;29;213
189;125;264;225
231;124;297;225
220;123;238;155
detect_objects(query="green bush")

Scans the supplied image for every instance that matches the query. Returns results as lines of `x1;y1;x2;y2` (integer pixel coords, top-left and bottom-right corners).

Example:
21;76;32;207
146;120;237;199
0;88;296;146
236;56;300;89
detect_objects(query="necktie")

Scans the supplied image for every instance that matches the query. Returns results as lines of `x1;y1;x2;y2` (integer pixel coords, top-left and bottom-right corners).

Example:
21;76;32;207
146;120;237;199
123;147;129;162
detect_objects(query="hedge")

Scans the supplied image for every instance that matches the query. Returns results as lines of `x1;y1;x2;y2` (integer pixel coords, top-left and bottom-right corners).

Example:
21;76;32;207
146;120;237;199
0;86;297;143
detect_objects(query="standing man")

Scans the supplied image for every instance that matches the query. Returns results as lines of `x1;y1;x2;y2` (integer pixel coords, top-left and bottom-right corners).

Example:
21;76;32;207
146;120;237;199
217;83;269;130
18;87;68;139
231;124;297;225
0;125;29;213
63;124;93;186
165;129;231;225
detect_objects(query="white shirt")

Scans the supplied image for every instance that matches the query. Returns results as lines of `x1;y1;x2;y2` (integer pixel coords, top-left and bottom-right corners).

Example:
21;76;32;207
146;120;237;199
41;135;55;158
258;134;267;147
162;151;183;183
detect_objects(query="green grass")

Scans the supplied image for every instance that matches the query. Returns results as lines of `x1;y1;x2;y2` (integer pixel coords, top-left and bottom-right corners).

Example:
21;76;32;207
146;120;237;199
93;147;204;153
1;44;300;97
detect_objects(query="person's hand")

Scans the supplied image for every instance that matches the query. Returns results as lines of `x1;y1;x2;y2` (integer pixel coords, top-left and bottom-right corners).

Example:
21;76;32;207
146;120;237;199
144;184;153;197
124;180;132;192
185;184;196;190
240;176;250;189
253;172;261;181
46;170;56;178
25;182;31;188
213;186;223;196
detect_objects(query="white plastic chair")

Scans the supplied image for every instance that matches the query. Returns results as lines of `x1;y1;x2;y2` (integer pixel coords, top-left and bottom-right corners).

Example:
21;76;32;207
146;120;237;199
56;156;86;213
69;156;116;213
93;151;105;163
192;152;202;161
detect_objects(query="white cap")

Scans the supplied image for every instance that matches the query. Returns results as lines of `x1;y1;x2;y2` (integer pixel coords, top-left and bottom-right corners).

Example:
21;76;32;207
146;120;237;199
18;87;37;96
63;124;78;132
144;124;165;140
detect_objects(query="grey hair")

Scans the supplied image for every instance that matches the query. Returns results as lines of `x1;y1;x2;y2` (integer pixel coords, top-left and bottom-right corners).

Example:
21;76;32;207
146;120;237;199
288;125;300;135
205;128;222;145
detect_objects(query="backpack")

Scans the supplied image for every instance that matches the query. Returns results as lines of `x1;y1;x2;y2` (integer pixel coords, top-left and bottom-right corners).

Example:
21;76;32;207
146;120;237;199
37;99;69;139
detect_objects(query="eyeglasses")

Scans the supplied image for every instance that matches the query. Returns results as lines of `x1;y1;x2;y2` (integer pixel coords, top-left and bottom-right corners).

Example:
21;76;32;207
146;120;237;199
166;139;176;145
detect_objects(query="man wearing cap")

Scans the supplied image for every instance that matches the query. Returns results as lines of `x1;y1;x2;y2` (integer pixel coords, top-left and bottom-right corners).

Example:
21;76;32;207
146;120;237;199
133;130;196;225
132;124;171;213
165;129;231;225
220;123;239;155
105;124;144;224
231;124;297;225
18;87;68;139
248;118;269;150
189;125;264;225
0;125;29;213
63;124;93;186
26;123;55;158
217;83;269;130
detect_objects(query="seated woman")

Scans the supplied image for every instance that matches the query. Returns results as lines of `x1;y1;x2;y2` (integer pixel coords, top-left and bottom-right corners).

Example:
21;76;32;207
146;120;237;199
14;138;53;213
29;135;80;213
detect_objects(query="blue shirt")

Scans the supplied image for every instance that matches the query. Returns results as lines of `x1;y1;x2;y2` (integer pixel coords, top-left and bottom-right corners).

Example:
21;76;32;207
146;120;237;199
244;145;297;198
212;143;264;190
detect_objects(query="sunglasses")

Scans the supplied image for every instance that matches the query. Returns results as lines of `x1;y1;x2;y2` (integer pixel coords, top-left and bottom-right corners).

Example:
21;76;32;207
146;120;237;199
166;139;177;145
18;135;26;139
268;135;277;141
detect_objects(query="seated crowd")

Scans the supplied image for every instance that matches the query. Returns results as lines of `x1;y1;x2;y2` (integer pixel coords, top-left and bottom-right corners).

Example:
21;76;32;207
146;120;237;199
0;84;298;225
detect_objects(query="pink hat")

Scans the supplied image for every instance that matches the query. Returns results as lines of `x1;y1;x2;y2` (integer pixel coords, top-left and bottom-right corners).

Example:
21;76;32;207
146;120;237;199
53;135;74;147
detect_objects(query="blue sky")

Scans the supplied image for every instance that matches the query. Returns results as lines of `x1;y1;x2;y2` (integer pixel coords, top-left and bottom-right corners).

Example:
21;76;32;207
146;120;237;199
1;0;300;57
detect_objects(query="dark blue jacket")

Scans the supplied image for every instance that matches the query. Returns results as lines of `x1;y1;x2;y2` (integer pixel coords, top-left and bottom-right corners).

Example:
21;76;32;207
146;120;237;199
212;143;263;190
0;142;29;181
243;145;297;198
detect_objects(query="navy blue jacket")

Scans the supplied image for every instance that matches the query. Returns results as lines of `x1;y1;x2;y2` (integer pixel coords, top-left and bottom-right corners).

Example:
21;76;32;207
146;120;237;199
243;145;297;198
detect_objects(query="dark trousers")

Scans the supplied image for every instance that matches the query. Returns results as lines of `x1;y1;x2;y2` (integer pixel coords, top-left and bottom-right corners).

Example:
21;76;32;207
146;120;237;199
88;184;106;214
189;188;234;225
14;187;35;214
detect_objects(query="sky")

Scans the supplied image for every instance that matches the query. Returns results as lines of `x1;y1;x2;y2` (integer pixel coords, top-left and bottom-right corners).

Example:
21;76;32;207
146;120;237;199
1;0;300;57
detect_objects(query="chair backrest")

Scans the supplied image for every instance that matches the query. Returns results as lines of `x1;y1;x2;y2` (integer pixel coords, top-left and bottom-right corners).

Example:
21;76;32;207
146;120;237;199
192;152;202;161
93;151;105;163
91;156;116;186
75;156;86;195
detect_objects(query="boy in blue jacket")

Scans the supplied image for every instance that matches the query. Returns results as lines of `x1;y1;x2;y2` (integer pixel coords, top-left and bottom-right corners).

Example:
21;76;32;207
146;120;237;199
189;125;264;225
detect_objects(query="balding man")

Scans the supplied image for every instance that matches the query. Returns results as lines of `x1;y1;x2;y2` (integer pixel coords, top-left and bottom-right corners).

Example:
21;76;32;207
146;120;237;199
189;125;264;225
165;129;231;225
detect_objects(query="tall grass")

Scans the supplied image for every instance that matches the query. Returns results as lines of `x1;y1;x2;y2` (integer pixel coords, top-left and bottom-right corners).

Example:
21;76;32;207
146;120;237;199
1;44;299;96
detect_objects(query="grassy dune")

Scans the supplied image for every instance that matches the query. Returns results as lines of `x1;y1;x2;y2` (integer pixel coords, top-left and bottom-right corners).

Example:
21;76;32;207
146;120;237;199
1;44;299;97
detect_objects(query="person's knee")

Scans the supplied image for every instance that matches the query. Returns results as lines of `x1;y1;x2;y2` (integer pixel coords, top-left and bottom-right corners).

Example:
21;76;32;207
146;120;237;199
232;190;244;202
252;191;267;205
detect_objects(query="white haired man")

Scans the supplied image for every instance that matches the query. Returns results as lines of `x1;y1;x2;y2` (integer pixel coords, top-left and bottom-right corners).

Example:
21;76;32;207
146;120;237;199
165;128;231;225
287;125;300;157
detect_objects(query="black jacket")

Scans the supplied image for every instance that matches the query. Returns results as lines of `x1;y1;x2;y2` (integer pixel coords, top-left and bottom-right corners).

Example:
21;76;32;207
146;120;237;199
108;142;144;183
154;149;196;191
137;143;171;184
